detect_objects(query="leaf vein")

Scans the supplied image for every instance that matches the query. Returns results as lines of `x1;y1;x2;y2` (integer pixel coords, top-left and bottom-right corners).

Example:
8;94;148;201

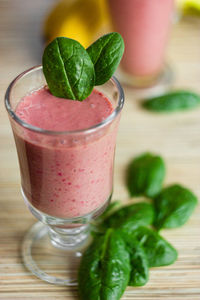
56;38;75;99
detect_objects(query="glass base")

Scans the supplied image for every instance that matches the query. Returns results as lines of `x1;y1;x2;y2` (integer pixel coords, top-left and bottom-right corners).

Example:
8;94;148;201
115;64;174;98
22;222;91;286
21;191;112;285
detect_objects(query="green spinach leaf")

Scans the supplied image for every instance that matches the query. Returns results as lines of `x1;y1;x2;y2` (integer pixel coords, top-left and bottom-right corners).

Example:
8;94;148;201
132;227;178;267
154;184;198;230
78;229;130;300
126;153;166;198
100;202;154;231
43;37;95;100
87;32;124;85
142;91;200;112
124;237;149;286
98;200;121;222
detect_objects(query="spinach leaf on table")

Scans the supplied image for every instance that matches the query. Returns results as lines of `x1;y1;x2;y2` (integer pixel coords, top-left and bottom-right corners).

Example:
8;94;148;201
100;202;154;231
87;32;124;85
131;226;178;267
126;152;166;198
78;229;130;300
98;200;121;223
153;184;198;230
124;237;149;286
142;90;200;112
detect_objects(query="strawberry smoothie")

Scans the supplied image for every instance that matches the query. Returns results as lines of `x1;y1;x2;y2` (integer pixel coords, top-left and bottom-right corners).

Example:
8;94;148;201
14;87;119;218
108;0;174;77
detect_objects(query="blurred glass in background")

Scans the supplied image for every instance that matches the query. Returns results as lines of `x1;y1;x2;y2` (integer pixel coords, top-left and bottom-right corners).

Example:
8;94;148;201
107;0;174;89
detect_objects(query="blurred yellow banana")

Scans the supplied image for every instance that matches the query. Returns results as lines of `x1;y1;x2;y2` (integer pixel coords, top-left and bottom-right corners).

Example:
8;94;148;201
43;0;110;48
176;0;200;15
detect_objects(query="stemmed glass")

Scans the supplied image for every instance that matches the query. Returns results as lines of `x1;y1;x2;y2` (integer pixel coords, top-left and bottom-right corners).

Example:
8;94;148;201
5;65;124;285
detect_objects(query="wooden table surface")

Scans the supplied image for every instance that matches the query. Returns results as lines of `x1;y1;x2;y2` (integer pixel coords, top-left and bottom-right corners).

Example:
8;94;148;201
0;1;200;299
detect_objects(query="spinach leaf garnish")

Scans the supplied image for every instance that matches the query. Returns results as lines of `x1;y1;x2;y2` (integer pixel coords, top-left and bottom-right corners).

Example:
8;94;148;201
43;37;95;101
42;33;124;101
87;32;124;85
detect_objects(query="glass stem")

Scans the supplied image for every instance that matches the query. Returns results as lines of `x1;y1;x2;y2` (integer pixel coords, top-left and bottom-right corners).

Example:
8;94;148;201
48;224;90;250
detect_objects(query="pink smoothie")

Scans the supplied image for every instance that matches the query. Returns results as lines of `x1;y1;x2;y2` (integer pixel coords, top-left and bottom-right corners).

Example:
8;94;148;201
15;87;118;218
108;0;174;77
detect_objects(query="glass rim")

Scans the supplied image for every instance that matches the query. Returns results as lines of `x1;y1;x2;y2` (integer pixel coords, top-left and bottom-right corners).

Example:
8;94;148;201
5;65;124;136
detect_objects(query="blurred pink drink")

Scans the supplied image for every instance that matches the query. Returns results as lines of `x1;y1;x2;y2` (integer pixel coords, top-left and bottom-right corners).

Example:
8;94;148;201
108;0;174;80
